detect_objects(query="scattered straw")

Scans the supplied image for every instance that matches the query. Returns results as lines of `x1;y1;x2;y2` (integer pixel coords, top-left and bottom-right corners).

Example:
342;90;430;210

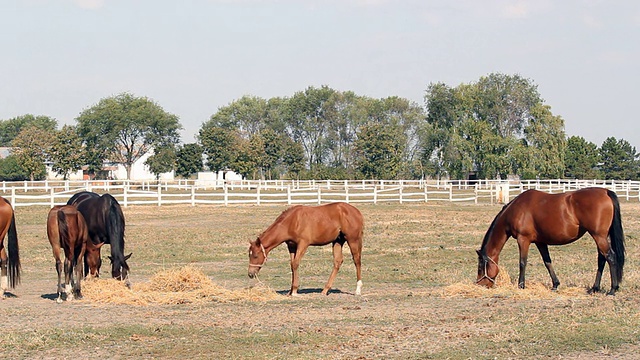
82;265;282;305
442;267;591;300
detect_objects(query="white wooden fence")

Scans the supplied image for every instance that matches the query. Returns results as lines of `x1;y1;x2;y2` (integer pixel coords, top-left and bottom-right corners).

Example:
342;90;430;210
1;179;639;208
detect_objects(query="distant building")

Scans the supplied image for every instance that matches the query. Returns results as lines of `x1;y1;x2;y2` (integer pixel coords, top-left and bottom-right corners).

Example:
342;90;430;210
46;148;174;181
0;147;12;159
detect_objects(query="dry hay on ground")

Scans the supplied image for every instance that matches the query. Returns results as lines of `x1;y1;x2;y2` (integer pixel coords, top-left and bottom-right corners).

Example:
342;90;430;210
443;266;590;300
82;265;282;305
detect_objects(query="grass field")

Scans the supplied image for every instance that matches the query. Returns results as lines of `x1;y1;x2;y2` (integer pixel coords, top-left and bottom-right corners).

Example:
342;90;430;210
1;201;640;359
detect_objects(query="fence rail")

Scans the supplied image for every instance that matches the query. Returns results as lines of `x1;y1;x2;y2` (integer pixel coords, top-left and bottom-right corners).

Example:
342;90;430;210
2;179;640;208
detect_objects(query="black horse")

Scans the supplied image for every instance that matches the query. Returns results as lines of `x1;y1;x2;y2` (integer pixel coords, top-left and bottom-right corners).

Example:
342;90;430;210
67;191;131;284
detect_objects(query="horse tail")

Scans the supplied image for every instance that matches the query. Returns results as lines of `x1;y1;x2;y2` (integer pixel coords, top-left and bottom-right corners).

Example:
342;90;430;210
607;190;625;282
106;195;127;268
57;209;70;250
7;211;21;288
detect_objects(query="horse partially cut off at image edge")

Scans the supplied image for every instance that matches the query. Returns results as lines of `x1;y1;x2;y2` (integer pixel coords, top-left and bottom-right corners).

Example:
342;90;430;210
248;202;364;296
0;196;20;297
67;191;131;285
476;187;625;295
47;205;101;302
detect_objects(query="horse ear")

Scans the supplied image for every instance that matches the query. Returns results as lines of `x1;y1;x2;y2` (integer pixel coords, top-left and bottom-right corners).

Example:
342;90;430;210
124;253;132;261
476;250;482;256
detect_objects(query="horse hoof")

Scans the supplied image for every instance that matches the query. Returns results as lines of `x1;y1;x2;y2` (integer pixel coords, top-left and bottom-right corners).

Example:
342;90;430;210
56;298;63;303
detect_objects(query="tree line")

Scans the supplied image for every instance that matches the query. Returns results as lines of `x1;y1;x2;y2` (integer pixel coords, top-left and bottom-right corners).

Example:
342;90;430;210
1;73;638;181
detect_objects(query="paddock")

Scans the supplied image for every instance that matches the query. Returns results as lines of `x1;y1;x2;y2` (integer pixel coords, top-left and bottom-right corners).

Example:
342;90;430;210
2;202;640;358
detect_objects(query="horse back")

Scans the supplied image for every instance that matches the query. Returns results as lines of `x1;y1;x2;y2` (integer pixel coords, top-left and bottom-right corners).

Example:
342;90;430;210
504;188;613;241
292;203;363;243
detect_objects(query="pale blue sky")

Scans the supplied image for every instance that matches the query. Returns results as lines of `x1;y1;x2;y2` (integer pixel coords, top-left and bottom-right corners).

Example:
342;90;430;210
1;0;638;148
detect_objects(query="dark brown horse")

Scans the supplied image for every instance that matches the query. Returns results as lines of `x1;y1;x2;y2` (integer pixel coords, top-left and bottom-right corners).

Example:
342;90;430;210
476;187;625;295
67;191;131;285
0;197;20;297
248;202;364;296
47;205;101;302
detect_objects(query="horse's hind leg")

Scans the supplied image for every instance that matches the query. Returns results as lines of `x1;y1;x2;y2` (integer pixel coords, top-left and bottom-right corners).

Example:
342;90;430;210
322;241;344;296
588;252;606;294
346;236;363;295
0;249;7;297
535;243;560;290
64;258;74;301
55;257;64;303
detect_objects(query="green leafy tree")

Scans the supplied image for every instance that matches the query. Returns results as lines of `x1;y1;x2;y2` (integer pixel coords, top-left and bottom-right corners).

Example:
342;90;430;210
600;137;640;180
0;114;57;146
281;138;305;179
11;127;50;181
284;86;336;168
199;126;238;175
258;128;284;180
145;146;177;180
354;122;404;179
0;155;30;181
49;125;84;180
175;143;203;179
204;95;268;137
564;136;601;179
424;73;566;179
232;136;259;180
76;92;182;179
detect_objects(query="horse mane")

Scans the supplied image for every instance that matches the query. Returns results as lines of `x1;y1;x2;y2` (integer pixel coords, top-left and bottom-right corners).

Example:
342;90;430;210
102;194;128;271
479;199;514;251
258;205;301;240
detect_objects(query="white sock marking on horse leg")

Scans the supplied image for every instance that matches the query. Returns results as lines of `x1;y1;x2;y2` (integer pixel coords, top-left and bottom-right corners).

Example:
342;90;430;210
355;280;363;295
1;275;7;293
65;284;74;301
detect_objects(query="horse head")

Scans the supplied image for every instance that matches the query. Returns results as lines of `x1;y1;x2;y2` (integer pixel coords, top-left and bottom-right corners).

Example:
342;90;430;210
85;241;105;278
108;253;132;287
476;249;499;288
248;238;267;278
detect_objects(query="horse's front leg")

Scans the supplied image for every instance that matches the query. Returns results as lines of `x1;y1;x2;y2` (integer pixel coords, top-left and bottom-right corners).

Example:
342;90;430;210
517;239;531;289
288;243;308;296
535;243;560;290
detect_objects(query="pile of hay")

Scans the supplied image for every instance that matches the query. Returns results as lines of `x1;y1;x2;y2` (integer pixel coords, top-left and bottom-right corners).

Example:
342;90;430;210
82;265;282;305
442;267;589;300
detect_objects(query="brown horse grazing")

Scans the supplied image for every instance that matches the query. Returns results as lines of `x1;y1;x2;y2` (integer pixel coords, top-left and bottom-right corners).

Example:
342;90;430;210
476;187;625;295
0;197;20;297
47;205;102;302
248;202;364;296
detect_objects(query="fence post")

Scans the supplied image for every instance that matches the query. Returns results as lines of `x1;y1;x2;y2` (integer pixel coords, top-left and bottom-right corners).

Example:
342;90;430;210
224;182;229;206
287;185;292;205
345;182;349;203
373;184;378;205
317;186;321;205
123;186;128;207
50;188;55;208
424;182;428;203
191;186;196;206
474;183;478;205
399;182;403;204
257;182;261;206
157;185;162;206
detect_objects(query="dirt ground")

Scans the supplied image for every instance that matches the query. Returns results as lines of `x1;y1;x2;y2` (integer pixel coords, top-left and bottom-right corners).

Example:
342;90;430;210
2;203;640;359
